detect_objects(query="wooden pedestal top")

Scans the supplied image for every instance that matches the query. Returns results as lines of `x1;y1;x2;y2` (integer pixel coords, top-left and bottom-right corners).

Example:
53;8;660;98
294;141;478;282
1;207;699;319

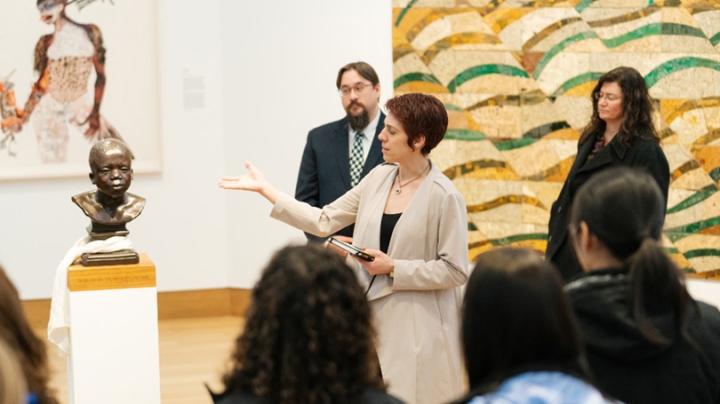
68;253;156;292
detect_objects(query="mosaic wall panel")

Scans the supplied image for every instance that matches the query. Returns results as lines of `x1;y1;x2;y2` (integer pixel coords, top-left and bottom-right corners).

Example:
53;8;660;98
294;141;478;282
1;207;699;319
392;0;720;276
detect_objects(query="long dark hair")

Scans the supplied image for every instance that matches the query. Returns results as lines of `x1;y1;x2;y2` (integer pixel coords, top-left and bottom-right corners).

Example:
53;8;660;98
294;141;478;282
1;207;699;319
462;248;586;394
569;167;689;345
579;66;659;146
220;244;385;403
0;265;58;404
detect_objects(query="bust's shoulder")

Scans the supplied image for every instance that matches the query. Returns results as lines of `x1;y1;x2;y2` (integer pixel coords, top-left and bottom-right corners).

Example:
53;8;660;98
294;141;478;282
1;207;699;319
120;193;146;219
125;193;146;205
71;190;100;208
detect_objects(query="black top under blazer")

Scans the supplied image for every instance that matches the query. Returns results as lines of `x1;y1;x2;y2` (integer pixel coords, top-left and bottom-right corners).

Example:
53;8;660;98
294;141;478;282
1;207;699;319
546;132;670;280
295;114;385;241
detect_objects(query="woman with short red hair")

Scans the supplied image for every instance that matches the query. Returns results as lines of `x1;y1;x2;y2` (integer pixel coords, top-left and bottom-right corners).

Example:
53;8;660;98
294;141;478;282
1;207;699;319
220;93;468;404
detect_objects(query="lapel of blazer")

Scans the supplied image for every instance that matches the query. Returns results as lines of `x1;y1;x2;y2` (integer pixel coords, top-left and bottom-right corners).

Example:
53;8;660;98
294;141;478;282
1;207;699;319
362;112;386;176
333;119;352;189
367;163;436;301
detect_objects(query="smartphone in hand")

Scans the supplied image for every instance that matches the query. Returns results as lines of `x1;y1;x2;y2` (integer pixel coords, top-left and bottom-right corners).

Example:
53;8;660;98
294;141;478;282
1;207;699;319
328;237;375;261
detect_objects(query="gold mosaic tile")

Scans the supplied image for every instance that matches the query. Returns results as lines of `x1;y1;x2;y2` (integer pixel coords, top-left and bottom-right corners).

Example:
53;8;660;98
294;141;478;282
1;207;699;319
590;9;661;40
661;7;701;26
650;64;720;99
666;197;710;229
393;52;435;79
531;20;595;53
470;104;523;137
586;0;650;8
394;0;720;274
501;139;566;178
672;167;715;190
692;10;720;40
669;107;708;146
662;37;717;55
536;52;591;95
663;143;696;172
524;180;564;210
456;178;523;204
520;100;565;134
410;11;493;50
483;7;533;35
552;97;593;130
431;139;509;173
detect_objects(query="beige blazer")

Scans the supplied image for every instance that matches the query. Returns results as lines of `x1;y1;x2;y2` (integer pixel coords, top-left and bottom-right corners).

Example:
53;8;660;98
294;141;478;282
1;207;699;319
271;162;469;404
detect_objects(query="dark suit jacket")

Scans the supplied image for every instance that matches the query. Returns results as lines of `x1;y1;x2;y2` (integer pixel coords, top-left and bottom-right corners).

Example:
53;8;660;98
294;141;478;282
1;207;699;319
546;133;670;280
295;113;385;241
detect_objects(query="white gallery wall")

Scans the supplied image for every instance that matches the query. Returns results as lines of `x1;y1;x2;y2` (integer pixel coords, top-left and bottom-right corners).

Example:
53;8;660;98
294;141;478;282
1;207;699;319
220;0;394;288
0;0;393;298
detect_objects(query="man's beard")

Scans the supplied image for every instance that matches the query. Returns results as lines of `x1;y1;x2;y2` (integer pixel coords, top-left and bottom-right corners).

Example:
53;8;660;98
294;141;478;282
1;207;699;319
346;102;370;131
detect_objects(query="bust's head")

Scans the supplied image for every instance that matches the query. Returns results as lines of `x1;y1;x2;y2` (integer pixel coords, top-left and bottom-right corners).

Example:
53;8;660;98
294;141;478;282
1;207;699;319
89;139;133;199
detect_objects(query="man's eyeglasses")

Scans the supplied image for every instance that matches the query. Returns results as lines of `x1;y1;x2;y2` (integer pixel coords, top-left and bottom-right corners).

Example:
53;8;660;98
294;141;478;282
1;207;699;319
338;83;374;97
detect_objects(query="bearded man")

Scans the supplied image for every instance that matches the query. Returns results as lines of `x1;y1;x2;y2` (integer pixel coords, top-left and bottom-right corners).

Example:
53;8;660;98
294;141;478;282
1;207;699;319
294;61;385;242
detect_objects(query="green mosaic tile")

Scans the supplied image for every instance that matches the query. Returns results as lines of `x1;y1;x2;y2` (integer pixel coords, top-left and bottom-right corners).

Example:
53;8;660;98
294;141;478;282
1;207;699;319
644;57;720;89
445;129;488;141
533;31;600;80
448;64;530;93
666;184;718;214
393;72;444;89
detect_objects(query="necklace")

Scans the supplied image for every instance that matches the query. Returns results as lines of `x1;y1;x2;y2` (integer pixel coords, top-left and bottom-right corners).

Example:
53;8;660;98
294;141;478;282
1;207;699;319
394;163;430;195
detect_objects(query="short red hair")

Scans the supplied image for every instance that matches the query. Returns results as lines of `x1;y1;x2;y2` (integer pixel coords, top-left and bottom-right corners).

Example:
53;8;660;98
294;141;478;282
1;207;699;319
385;93;447;155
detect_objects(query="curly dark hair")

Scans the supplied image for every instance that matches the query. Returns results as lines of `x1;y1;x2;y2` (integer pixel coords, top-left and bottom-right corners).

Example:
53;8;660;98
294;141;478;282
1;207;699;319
580;66;659;146
0;265;58;404
221;244;385;403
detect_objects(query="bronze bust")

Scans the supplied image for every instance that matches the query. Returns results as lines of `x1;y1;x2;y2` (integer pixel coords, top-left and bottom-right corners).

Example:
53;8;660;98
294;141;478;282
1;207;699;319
72;139;145;265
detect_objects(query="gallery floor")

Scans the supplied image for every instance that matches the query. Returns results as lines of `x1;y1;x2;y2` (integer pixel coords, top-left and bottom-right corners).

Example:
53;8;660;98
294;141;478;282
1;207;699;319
37;316;244;404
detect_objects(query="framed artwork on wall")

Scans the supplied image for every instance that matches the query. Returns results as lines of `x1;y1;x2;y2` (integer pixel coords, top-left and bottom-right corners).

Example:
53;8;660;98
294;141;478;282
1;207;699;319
0;0;161;180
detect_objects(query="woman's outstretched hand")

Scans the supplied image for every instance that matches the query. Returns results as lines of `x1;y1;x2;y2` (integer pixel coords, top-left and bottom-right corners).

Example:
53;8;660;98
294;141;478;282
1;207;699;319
219;161;279;203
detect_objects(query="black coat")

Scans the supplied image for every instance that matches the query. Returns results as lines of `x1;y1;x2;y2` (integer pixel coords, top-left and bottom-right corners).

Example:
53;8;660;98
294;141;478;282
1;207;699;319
295;114;385;242
566;268;720;404
546;133;670;280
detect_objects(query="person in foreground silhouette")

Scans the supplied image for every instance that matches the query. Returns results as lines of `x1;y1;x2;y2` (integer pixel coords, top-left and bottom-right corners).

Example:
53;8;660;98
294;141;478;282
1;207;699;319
455;247;618;404
566;167;720;404
210;244;404;404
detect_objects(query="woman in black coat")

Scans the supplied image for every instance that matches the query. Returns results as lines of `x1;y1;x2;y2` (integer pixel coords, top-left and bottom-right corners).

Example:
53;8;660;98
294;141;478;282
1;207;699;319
546;66;670;281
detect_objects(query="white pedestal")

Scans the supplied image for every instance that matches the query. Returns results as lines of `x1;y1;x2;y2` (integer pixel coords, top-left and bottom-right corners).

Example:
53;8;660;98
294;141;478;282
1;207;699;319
66;254;161;404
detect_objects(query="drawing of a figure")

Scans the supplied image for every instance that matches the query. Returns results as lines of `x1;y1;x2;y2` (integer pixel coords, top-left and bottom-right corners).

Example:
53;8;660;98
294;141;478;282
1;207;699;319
1;0;124;163
0;73;21;155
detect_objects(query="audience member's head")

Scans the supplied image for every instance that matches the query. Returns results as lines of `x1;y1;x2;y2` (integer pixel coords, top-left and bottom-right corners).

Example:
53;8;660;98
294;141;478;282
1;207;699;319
462;248;585;392
0;265;57;404
219;244;384;403
0;338;27;404
569;167;687;345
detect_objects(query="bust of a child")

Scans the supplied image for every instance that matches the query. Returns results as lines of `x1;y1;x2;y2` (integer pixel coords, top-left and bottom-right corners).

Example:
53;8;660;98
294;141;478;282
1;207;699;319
72;139;145;240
